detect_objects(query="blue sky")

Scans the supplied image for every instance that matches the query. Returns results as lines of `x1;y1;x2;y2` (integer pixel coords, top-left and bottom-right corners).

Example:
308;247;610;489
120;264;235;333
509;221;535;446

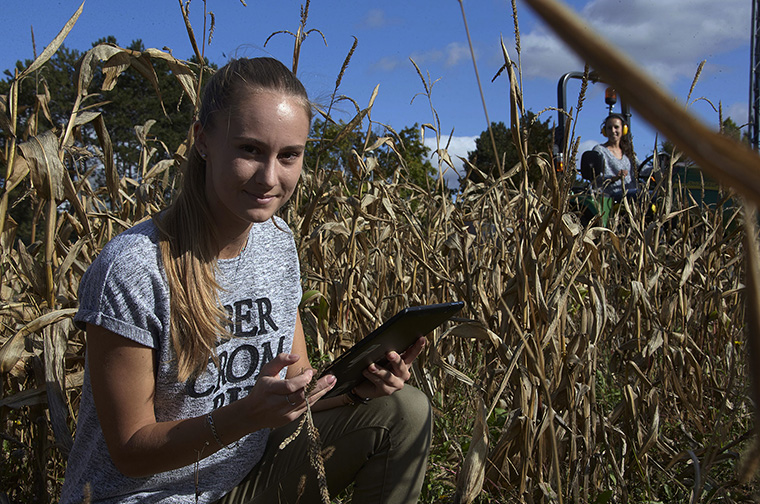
2;0;752;186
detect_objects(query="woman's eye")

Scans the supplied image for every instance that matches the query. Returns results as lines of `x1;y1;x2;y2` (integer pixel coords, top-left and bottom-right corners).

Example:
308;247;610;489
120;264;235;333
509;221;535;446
280;151;301;162
242;145;260;154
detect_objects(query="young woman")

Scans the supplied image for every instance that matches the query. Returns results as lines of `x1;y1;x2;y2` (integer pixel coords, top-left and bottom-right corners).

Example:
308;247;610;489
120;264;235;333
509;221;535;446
61;57;432;504
592;113;638;199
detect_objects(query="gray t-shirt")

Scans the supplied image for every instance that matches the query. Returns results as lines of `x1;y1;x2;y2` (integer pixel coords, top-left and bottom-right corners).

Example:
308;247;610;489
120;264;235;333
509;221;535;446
592;144;637;197
61;217;301;504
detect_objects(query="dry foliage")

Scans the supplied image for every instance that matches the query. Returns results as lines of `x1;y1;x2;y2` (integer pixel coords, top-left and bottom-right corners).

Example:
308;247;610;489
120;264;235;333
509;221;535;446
1;2;758;503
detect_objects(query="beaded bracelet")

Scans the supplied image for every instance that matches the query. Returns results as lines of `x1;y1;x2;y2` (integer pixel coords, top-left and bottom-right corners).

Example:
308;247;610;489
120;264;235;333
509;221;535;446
206;411;226;448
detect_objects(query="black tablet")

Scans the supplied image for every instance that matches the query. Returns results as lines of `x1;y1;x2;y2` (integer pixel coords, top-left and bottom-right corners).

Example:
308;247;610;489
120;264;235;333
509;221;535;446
320;301;464;398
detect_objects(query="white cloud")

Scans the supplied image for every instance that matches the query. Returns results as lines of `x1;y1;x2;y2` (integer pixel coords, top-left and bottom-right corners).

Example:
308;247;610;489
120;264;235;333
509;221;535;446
516;30;581;79
371;56;403;72
726;102;749;127
363;9;389;29
517;0;750;85
423;135;478;188
410;42;472;69
445;42;471;67
578;139;597;154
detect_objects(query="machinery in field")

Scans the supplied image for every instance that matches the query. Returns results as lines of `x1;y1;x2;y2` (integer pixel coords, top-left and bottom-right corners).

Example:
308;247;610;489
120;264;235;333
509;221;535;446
554;71;729;226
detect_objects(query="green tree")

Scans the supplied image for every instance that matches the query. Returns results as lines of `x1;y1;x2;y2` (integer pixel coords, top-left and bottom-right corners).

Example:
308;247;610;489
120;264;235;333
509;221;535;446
657;116;747;167
721;116;749;144
88;38;203;179
466;111;553;184
1;37;204;177
306;119;436;191
1;37;208;243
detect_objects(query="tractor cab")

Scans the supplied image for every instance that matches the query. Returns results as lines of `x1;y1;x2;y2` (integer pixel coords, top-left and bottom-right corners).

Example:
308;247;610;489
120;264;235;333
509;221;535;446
579;87;633;186
554;72;639;224
555;70;731;227
557;76;636;189
553;71;632;177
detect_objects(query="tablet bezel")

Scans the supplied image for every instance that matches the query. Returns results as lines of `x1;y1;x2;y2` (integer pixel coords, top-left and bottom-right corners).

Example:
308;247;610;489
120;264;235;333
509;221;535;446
318;301;464;398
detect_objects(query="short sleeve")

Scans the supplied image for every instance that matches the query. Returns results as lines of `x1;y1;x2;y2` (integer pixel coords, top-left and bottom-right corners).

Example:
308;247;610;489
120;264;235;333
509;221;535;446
74;222;170;349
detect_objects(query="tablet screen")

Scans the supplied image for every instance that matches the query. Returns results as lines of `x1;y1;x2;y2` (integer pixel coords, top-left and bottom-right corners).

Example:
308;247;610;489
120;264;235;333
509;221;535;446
319;301;464;398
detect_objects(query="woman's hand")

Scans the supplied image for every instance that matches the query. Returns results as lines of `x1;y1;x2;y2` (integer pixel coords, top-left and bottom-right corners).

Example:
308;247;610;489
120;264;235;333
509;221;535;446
243;353;336;429
352;337;426;400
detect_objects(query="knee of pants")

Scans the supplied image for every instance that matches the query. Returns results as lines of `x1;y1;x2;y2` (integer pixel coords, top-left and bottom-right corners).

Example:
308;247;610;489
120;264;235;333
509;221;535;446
379;386;433;444
392;386;431;426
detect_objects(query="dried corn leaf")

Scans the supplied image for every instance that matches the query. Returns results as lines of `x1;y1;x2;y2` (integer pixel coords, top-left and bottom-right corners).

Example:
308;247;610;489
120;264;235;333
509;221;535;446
91;113;120;208
0;386;48;409
129;52;167;116
143;48;199;107
44;324;73;454
61;165;91;237
101;50;132;91
19;1;84;79
0;308;77;374
77;44;125;95
429;345;474;387
0;370;83;409
36;85;54;126
6;148;31;193
143;159;174;181
0;93;12;134
18;130;64;201
54;236;88;290
638;405;659;457
453;394;488;504
679;228;716;288
72;110;102;127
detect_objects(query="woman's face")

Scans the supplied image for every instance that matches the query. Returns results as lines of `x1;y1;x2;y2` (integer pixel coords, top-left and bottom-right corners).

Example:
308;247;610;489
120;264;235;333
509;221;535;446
196;90;310;234
604;117;624;142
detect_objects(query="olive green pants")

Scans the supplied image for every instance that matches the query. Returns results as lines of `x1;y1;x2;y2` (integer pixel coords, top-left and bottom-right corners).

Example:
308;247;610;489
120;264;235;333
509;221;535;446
218;386;432;504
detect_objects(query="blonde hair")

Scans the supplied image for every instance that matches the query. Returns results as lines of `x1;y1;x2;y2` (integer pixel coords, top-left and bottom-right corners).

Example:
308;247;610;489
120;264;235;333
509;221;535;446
154;57;311;381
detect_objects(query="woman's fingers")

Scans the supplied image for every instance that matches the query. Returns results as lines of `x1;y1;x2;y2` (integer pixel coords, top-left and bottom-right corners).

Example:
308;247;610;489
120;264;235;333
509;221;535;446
383;352;411;382
255;355;315;407
244;357;341;428
260;354;318;393
259;352;300;379
305;375;337;403
400;337;426;366
358;337;428;396
362;362;405;394
273;366;337;408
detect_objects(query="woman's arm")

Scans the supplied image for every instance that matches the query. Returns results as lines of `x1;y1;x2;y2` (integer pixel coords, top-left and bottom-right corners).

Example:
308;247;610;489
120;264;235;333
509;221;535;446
88;324;220;477
87;323;335;477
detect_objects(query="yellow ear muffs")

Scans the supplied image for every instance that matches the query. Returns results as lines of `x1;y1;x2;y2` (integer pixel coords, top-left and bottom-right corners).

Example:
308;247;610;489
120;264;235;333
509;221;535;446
601;116;629;136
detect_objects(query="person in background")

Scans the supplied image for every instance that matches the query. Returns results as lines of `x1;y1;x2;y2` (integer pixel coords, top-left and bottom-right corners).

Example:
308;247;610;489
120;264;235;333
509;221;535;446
592;113;638;200
60;56;432;504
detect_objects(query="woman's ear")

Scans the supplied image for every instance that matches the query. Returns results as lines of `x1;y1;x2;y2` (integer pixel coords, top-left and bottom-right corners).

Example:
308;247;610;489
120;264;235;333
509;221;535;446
193;121;207;158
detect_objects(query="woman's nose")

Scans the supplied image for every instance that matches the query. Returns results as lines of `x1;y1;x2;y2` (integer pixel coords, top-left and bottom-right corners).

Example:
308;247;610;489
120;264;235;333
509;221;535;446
254;157;278;187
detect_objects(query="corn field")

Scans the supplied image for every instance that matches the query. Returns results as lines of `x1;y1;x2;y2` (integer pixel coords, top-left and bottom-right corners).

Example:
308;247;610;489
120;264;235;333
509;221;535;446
1;2;759;503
